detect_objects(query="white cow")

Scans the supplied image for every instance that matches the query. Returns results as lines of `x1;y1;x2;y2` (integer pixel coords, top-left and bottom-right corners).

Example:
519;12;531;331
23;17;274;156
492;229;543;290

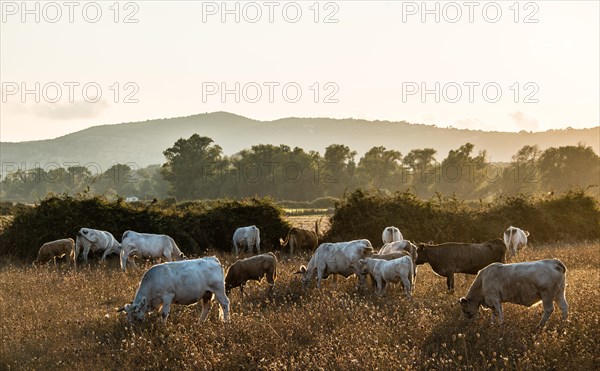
503;226;529;257
358;256;414;298
382;226;403;244
118;257;230;323
74;228;121;266
120;230;186;271
232;225;261;256
296;239;374;289
459;259;568;328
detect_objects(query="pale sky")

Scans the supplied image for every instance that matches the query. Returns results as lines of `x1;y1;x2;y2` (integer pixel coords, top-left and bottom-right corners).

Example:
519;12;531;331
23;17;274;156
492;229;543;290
1;0;599;142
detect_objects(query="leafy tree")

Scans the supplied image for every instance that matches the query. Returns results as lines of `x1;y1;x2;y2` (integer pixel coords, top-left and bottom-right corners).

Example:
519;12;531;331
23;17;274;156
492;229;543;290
161;135;228;200
402;148;437;197
321;144;357;197
498;145;541;195
357;146;402;191
437;143;488;198
537;144;600;193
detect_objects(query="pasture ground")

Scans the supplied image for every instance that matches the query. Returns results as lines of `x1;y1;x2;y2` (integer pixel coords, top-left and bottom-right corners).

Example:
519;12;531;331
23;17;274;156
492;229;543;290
1;241;599;370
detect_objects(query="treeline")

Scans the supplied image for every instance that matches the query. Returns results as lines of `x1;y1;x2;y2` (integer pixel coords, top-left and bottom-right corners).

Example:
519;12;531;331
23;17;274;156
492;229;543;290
0;194;291;261
1;134;598;202
325;189;600;246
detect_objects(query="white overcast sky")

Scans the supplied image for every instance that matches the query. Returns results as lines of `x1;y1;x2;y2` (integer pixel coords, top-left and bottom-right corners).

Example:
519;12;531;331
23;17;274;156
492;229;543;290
1;0;599;142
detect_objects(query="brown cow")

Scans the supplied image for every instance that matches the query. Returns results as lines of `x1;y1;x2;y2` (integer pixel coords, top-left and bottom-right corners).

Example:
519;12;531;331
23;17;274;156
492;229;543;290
279;227;318;256
225;253;277;298
416;239;507;292
35;238;75;268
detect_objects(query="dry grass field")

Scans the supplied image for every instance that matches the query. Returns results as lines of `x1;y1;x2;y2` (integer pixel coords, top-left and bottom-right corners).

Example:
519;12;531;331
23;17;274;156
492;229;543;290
1;240;599;370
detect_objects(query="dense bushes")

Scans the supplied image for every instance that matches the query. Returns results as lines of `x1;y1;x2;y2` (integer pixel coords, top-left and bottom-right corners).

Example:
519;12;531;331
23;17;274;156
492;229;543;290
0;195;291;261
325;189;599;246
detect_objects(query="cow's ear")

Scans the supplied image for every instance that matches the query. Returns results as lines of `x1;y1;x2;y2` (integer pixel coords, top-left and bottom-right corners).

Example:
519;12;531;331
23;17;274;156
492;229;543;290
358;259;365;265
459;298;468;304
279;238;284;245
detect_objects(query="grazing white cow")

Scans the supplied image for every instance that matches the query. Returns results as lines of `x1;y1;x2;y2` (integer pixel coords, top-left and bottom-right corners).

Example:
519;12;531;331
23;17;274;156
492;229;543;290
232;225;261;256
120;230;186;271
382;226;403;244
74;228;121;266
503;226;529;257
358;256;414;298
460;259;568;328
296;239;374;289
118;257;230;323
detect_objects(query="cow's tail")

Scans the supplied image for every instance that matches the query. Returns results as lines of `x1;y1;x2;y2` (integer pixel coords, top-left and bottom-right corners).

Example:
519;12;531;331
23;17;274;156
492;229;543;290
506;226;515;254
554;259;567;274
315;219;319;238
74;236;82;265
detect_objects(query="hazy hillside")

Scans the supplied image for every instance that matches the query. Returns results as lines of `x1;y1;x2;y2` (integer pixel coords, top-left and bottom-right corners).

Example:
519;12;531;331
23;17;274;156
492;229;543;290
1;112;598;171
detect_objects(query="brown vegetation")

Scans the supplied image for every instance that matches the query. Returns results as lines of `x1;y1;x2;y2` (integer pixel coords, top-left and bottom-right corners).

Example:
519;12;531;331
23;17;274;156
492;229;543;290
1;242;598;370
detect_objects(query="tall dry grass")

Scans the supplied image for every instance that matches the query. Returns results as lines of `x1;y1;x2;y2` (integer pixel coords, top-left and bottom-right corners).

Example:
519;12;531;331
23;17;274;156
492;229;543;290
1;242;598;370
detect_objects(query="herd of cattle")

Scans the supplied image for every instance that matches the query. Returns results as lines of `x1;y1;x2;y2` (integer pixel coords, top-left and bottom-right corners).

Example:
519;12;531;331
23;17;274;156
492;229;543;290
33;224;568;328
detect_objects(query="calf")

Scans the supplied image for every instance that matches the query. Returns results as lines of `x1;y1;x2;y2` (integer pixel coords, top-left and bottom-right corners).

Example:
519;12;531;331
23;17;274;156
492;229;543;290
225;253;277;298
460;259;568;328
358;256;413;298
118;257;229;323
35;238;75;268
503;226;529;257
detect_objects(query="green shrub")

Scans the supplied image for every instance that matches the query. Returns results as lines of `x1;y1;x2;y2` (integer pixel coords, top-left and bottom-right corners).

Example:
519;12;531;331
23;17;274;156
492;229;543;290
325;188;599;246
0;195;291;261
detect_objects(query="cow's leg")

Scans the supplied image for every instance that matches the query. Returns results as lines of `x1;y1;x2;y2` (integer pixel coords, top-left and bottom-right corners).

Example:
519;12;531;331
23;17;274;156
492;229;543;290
492;302;504;324
120;252;130;272
377;279;385;295
266;272;275;295
555;288;569;320
538;295;555;328
401;276;412;299
446;274;455;293
213;290;230;322
240;285;245;301
100;247;114;262
199;293;213;322
369;273;377;288
316;264;325;289
82;244;91;264
160;295;174;323
255;241;260;254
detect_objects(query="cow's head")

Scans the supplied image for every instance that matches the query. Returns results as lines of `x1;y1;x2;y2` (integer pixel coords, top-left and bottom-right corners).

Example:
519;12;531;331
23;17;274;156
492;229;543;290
118;297;147;323
357;259;369;274
294;265;309;286
459;297;479;320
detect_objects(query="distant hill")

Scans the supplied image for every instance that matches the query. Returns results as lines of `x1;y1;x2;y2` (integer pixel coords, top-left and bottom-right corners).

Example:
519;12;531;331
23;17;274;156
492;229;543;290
1;112;598;171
